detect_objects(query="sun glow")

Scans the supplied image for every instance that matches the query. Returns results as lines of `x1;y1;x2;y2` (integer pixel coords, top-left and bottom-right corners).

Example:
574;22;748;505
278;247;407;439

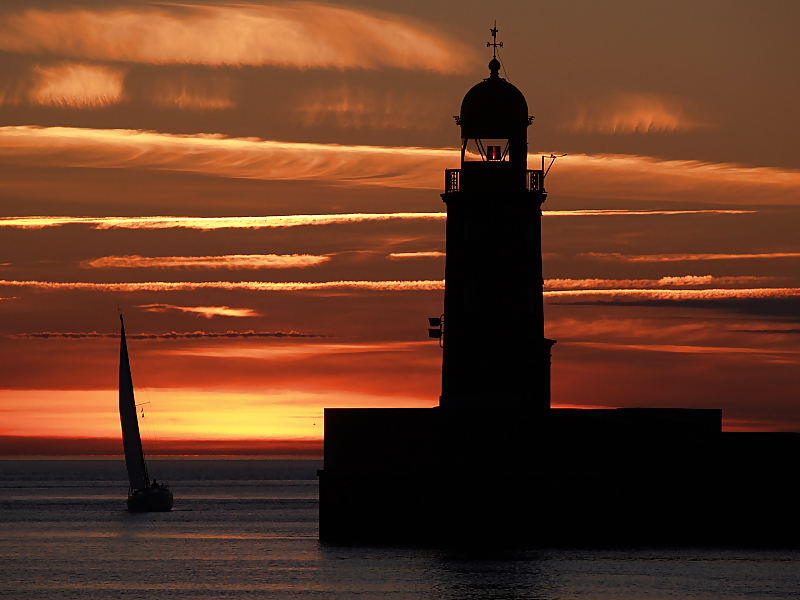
0;388;435;441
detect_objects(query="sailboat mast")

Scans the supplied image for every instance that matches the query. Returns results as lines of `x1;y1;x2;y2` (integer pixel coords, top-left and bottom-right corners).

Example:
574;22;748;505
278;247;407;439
119;315;150;491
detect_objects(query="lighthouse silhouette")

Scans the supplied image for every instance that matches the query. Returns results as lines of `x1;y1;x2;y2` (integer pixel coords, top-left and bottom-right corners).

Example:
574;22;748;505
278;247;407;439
317;28;800;548
439;42;554;411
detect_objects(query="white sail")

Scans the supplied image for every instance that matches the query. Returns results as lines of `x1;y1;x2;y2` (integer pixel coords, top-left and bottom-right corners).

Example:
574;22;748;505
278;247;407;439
119;315;150;492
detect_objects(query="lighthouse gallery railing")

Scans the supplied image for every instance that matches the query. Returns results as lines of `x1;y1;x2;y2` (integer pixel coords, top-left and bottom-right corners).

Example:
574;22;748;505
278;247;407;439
444;169;545;194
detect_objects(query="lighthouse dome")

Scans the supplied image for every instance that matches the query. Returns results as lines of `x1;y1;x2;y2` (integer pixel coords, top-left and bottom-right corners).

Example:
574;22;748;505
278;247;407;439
459;59;529;140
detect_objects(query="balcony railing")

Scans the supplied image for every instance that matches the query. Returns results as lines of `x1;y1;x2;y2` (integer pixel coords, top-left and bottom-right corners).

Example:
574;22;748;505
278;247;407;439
443;168;545;194
444;169;460;193
527;169;544;193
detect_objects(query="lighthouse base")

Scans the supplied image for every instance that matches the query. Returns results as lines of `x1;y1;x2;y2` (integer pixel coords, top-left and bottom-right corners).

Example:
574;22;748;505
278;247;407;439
319;407;800;547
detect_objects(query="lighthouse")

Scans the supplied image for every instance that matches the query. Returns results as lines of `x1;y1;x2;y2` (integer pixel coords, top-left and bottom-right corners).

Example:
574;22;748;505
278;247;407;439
438;30;554;410
318;28;729;548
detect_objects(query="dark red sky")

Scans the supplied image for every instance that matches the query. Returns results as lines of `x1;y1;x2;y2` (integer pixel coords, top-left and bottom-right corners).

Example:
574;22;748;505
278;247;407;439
1;1;800;452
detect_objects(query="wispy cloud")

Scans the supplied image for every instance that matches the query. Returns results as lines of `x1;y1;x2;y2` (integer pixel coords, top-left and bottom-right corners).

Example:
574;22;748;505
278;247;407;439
388;252;445;259
295;85;444;130
30;64;125;108
573;340;799;356
0;210;753;230
0;127;455;189
550;154;800;205
546;288;800;301
82;254;330;269
150;73;235;110
0;213;445;230
565;91;710;134
583;252;800;262
138;304;258;318
545;276;771;290
545;209;754;217
2;278;792;298
1;63;125;108
0;5;473;73
170;341;424;360
0;279;445;292
4;126;800;202
12;330;323;339
731;328;800;335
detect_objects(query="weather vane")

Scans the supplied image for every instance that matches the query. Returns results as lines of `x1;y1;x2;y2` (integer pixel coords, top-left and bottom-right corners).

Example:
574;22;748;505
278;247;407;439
487;21;502;58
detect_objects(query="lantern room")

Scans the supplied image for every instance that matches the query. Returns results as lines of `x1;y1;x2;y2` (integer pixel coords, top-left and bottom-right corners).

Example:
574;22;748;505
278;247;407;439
457;57;531;168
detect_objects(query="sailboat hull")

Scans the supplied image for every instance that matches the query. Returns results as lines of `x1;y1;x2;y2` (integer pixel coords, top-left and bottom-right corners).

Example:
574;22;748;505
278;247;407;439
127;486;174;512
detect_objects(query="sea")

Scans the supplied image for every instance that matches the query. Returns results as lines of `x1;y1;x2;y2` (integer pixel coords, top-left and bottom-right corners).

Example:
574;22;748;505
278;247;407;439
1;459;799;600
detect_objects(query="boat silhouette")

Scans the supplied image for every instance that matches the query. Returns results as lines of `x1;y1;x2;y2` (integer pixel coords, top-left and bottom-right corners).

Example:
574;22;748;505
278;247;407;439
119;314;173;512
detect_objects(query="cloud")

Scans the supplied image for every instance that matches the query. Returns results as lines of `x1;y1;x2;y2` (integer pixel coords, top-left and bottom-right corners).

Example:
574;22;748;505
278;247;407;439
1;63;125;108
0;213;447;230
732;328;800;335
0;4;472;73
0;277;787;298
169;341;425;360
30;63;125;108
295;85;444;130
546;288;800;301
564;91;710;134
655;275;715;286
0;279;445;292
572;341;799;357
544;276;771;290
0;210;750;231
0;126;455;189
583;252;800;262
150;73;235;110
82;254;330;269
12;330;324;339
138;304;259;318
388;252;445;259
544;209;754;217
4;126;800;203
548;154;800;205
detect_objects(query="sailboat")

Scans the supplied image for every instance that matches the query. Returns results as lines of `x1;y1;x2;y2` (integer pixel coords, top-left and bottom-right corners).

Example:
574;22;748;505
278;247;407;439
119;314;173;512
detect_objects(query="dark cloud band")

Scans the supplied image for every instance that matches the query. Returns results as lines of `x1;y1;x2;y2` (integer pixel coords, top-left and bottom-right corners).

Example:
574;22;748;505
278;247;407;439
12;330;325;339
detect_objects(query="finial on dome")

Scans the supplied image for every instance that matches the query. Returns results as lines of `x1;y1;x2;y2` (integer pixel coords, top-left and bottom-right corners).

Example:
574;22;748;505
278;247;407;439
488;57;501;78
487;21;503;58
487;21;503;78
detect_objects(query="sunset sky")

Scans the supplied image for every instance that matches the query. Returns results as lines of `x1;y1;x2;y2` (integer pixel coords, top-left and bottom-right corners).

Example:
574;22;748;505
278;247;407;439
2;1;800;455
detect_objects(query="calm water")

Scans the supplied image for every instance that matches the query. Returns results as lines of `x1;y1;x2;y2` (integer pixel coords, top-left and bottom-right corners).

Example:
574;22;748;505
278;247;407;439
1;459;799;599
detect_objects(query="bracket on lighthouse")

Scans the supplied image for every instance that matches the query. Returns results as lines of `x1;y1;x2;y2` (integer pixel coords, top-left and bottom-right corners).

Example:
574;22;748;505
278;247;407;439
542;153;567;179
428;315;444;348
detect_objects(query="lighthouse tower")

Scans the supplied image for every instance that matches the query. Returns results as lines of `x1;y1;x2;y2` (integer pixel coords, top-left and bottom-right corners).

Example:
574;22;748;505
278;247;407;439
320;29;729;547
439;32;554;411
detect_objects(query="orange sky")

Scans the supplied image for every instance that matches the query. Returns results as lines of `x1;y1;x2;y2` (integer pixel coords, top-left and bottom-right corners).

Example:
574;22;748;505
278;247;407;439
2;1;800;454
